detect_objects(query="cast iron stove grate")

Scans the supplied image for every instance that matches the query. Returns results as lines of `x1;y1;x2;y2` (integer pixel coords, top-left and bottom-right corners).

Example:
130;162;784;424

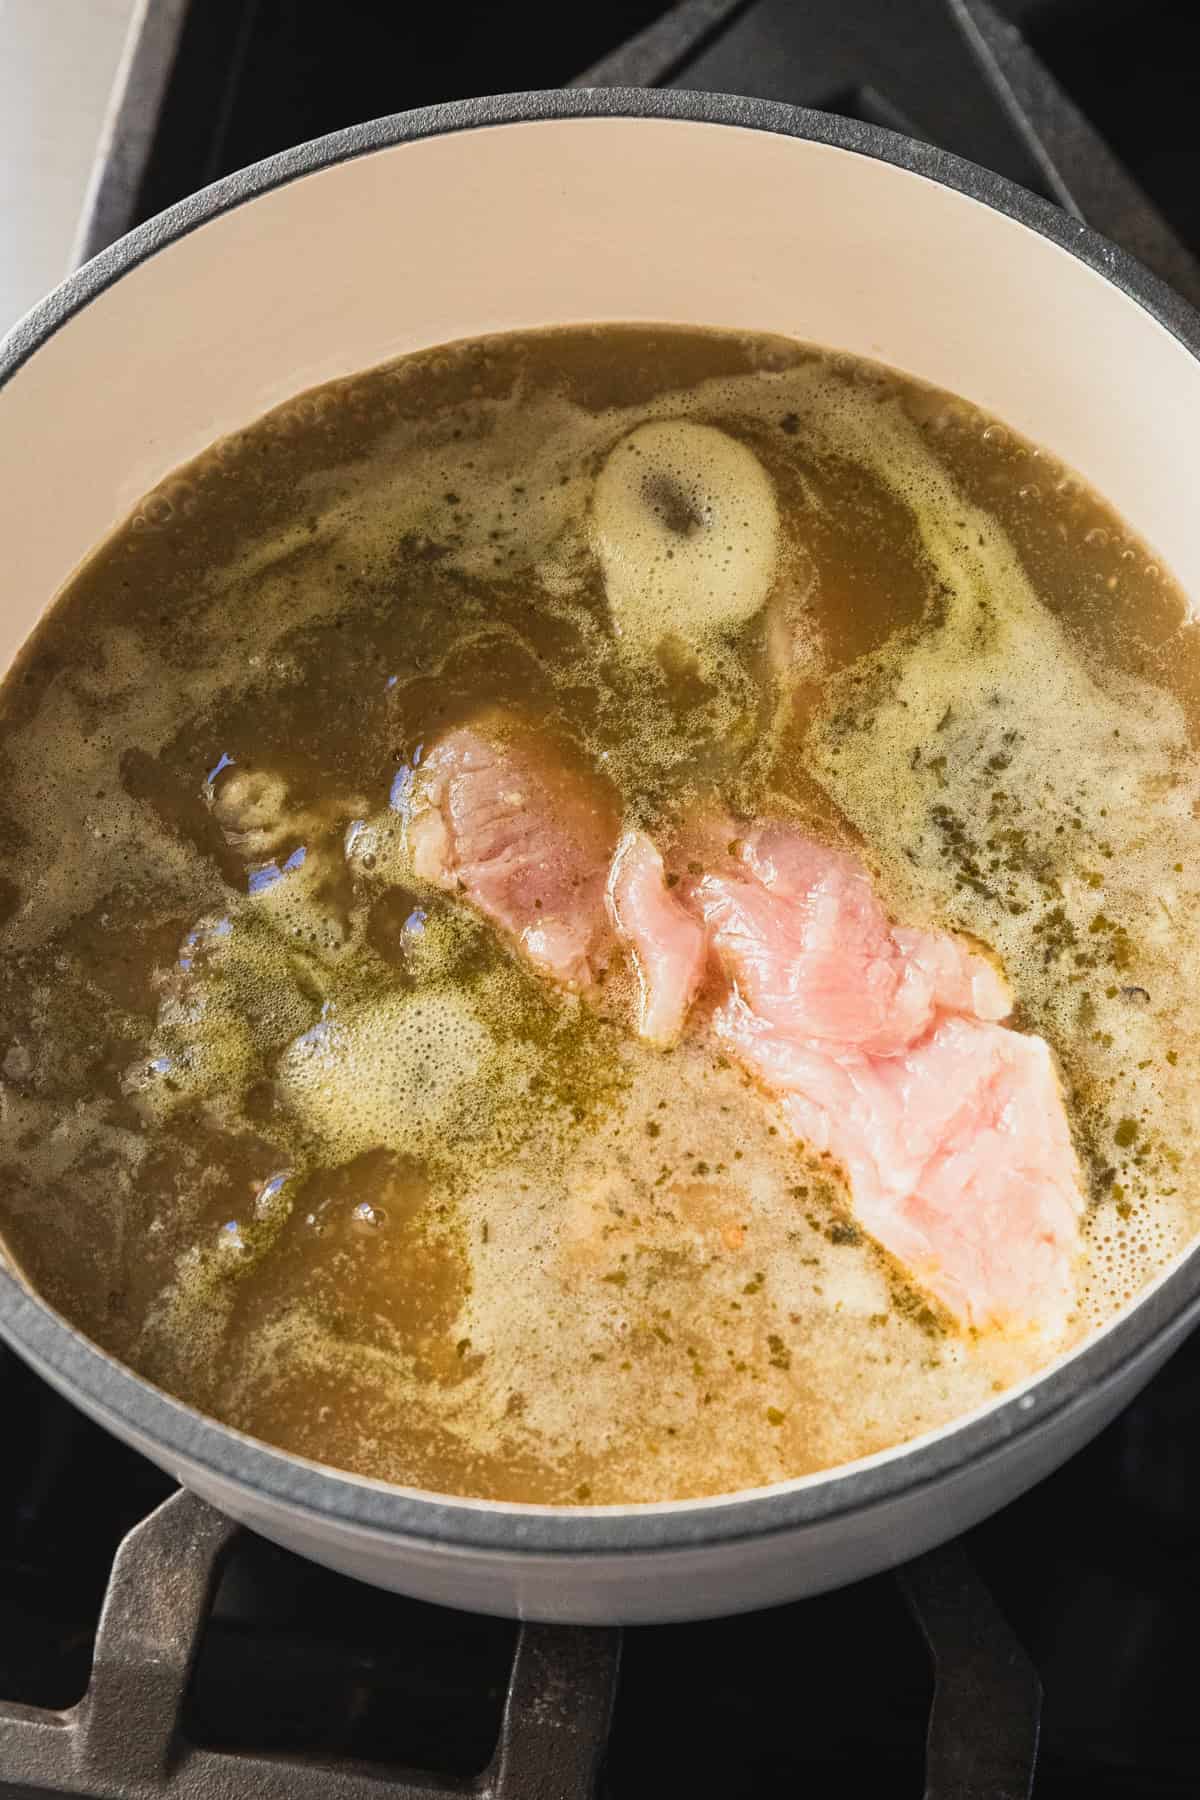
0;1359;1039;1799
10;1321;1200;1796
4;2;1200;1796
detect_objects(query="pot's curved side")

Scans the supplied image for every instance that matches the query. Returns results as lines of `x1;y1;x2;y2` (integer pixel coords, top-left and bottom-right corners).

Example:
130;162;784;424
17;1310;1189;1622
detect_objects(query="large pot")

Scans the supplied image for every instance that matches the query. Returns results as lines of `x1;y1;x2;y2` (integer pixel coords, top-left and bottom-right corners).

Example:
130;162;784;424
2;90;1199;1627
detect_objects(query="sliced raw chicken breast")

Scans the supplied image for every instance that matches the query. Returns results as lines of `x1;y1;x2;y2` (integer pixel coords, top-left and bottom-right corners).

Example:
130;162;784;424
607;829;707;1047
412;740;1082;1333
705;826;1082;1335
408;713;618;987
716;998;1082;1333
698;826;1011;1053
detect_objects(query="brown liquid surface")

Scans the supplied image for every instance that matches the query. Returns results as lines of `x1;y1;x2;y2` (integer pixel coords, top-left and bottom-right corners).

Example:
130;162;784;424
1;325;1197;1503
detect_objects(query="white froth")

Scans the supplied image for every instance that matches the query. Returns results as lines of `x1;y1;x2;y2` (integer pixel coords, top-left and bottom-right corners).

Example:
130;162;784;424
276;988;493;1161
591;420;781;650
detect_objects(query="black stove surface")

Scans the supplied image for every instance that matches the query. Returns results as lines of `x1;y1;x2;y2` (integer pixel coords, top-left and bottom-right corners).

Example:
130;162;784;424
6;1326;1200;1797
5;4;1200;1796
116;0;1200;279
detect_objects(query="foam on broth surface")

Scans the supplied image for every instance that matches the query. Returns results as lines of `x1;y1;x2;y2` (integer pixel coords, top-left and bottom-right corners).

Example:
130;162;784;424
0;325;1196;1503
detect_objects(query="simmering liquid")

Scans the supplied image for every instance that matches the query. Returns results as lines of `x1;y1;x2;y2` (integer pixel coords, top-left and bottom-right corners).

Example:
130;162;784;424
0;325;1196;1503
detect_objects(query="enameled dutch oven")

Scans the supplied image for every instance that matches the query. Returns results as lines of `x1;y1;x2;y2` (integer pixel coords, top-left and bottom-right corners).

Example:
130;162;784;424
2;90;1199;1624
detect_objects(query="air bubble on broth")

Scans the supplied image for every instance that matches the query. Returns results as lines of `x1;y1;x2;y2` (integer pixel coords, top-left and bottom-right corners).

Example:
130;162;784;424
1;324;1198;1503
591;420;781;651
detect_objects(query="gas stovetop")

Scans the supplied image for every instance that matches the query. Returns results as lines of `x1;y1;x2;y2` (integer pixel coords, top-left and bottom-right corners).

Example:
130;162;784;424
4;4;1200;1796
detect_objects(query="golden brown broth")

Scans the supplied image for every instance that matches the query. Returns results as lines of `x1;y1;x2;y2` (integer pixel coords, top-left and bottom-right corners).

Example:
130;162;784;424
1;324;1197;1504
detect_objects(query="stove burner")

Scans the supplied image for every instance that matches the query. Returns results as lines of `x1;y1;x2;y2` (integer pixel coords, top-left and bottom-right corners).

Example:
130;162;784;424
0;1488;1039;1798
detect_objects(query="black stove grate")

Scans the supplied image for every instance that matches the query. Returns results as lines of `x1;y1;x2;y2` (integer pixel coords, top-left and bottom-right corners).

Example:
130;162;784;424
0;1481;1042;1799
6;2;1200;1796
573;0;1200;304
13;1328;1200;1795
0;1483;621;1799
79;0;1200;304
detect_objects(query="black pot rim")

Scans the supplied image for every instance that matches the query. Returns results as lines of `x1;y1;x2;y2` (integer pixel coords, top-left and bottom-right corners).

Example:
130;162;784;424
3;85;1200;1560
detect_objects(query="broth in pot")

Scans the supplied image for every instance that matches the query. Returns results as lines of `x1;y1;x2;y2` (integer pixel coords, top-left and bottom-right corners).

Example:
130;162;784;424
0;325;1196;1504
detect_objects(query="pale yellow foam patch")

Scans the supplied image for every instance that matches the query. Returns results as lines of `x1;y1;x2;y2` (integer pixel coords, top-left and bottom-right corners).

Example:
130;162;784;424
125;904;324;1123
591;420;781;650
276;988;493;1161
436;1037;1020;1490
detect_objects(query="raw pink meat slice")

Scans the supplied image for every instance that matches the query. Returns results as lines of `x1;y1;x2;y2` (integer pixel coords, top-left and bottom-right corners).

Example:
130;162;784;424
607;829;707;1047
708;820;1083;1338
409;715;618;987
694;823;1080;1333
892;924;1013;1027
697;826;1010;1054
412;751;1081;1333
716;998;1082;1333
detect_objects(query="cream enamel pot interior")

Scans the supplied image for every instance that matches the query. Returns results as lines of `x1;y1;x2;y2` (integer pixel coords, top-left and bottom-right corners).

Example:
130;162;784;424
3;90;1200;1626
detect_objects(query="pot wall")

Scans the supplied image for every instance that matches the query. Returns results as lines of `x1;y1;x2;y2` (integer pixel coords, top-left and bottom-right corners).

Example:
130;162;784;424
17;1307;1189;1622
